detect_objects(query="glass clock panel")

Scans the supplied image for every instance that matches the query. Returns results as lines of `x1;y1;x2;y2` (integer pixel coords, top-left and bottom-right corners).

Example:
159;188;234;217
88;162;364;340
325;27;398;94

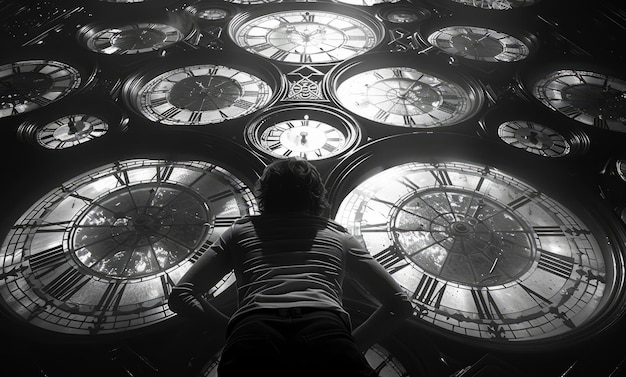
0;159;257;335
335;161;619;343
230;8;383;64
332;66;482;128
0;60;82;119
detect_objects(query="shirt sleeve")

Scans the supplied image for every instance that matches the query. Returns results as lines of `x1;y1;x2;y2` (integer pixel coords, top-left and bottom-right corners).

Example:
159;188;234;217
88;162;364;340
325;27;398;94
167;227;235;320
344;235;413;316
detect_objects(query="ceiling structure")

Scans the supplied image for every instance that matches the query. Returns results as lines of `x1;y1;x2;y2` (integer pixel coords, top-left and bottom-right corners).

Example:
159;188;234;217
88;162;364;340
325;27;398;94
1;0;625;376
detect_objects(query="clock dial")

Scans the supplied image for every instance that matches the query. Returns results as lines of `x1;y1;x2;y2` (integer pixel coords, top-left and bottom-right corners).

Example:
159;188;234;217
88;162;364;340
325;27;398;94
78;22;185;55
328;55;484;128
426;26;534;62
33;113;109;149
229;5;384;64
245;103;361;160
334;159;624;345
0;159;257;336
123;59;280;126
497;120;571;157
0;59;83;119
529;69;626;133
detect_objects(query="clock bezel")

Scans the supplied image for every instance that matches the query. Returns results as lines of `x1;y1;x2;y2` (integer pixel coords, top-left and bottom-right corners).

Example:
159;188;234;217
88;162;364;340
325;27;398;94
120;51;286;127
326;132;626;350
244;102;364;161
227;2;386;66
325;52;486;130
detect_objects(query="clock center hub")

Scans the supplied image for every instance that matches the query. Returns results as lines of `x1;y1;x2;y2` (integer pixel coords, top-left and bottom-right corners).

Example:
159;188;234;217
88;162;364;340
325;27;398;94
111;206;173;246
448;218;476;236
373;79;441;115
170;76;241;111
392;188;535;286
452;33;503;58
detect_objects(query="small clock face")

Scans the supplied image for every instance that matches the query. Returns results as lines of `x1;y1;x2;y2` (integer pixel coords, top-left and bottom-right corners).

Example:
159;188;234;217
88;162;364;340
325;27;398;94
330;63;483;128
426;26;532;62
497;120;571;157
34;114;109;149
80;23;185;55
334;160;621;344
0;60;82;119
531;69;626;132
245;104;361;160
0;159;257;335
230;8;383;64
125;64;275;126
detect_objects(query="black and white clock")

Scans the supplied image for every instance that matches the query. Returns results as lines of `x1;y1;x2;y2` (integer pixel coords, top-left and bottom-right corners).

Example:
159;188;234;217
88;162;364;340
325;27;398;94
0;157;258;337
328;133;626;349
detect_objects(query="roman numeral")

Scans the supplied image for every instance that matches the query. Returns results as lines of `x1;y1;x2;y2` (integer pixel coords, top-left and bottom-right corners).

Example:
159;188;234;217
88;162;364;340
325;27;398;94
537;249;574;279
29;245;66;278
414;275;446;309
471;289;503;320
94;281;127;313
213;216;239;228
507;195;532;210
43;266;91;301
372;246;409;274
431;169;452;186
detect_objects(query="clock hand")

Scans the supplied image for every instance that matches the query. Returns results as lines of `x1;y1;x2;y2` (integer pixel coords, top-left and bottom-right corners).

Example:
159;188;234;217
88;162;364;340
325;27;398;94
489;257;499;274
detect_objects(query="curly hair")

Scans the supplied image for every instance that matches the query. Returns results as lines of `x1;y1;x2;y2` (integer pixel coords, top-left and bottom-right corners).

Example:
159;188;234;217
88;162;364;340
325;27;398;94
255;157;329;216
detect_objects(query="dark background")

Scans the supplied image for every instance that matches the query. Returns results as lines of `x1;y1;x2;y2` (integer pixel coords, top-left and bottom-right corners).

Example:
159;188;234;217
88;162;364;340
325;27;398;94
1;0;625;376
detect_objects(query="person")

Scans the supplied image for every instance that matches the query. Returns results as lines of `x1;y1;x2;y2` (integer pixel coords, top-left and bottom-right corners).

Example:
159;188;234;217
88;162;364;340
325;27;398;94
168;157;413;377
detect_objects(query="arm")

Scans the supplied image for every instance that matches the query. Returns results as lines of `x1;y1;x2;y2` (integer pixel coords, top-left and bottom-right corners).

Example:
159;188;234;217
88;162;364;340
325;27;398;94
168;232;234;332
344;237;414;352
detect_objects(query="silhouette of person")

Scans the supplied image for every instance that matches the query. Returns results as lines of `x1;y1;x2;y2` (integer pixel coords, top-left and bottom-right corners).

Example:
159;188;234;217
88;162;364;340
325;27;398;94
168;157;413;376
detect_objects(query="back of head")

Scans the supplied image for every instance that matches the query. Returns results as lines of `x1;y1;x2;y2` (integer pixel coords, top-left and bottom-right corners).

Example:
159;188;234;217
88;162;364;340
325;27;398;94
255;157;329;216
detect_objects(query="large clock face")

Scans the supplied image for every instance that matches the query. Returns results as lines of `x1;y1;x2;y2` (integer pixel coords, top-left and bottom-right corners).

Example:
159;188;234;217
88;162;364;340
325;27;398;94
530;69;626;133
123;63;276;126
245;104;361;160
334;160;622;345
0;159;257;336
229;7;384;64
0;59;82;119
426;26;533;63
329;57;484;128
